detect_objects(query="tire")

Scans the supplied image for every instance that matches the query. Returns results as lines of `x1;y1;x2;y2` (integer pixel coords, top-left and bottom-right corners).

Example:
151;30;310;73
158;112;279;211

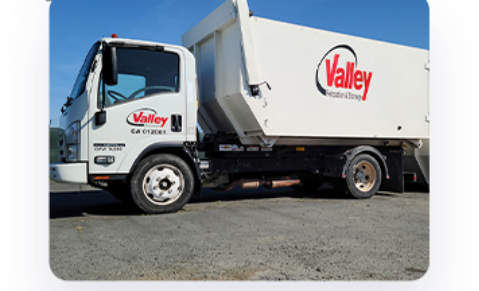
130;154;195;214
338;154;382;199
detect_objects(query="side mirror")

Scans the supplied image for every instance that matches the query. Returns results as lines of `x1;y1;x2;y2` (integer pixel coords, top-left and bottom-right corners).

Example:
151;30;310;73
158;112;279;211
95;111;107;126
102;45;118;86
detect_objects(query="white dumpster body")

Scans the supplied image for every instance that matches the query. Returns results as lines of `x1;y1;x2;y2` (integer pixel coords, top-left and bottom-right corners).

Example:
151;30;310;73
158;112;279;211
183;0;429;146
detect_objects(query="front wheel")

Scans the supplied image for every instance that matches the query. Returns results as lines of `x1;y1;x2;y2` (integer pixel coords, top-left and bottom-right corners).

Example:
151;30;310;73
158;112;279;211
336;154;382;199
130;154;195;214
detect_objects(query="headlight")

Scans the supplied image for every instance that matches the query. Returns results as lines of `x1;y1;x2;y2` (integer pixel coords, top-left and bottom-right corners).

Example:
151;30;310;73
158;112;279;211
65;121;80;162
67;145;79;162
65;122;80;145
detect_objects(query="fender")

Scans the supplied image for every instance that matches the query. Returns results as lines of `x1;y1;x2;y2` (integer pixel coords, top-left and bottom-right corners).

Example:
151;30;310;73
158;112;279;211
341;146;390;180
129;143;183;173
323;146;389;181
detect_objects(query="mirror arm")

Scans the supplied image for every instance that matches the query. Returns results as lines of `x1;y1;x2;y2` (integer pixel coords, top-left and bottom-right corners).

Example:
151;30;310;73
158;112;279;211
101;73;106;110
95;73;107;127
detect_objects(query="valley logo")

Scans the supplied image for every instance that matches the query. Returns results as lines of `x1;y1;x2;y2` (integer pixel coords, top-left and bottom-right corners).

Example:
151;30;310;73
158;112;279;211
127;108;168;127
316;45;373;102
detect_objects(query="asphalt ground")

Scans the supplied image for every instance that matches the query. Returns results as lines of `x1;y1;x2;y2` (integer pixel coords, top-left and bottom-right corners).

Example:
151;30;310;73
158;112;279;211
49;181;429;281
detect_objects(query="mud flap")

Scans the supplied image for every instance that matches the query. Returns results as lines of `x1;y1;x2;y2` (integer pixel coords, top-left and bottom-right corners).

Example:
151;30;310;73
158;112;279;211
379;150;404;193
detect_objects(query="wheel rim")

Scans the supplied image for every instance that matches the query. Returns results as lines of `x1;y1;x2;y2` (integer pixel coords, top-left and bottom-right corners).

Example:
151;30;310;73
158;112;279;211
142;164;184;206
353;161;377;192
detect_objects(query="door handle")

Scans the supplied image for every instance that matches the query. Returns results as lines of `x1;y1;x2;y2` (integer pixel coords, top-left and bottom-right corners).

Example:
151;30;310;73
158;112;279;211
171;114;182;132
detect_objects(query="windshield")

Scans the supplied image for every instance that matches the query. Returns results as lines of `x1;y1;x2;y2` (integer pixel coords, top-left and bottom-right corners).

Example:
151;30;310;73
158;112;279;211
99;47;180;107
70;42;100;99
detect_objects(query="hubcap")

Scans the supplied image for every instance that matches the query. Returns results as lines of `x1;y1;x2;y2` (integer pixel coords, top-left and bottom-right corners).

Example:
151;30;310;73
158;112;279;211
142;164;184;205
353;161;377;192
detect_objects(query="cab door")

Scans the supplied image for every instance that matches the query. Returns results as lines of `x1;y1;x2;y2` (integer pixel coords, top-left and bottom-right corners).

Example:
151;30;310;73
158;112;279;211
88;44;187;175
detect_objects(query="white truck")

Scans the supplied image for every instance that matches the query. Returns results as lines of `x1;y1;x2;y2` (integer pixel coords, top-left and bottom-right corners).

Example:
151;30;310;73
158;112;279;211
50;0;429;214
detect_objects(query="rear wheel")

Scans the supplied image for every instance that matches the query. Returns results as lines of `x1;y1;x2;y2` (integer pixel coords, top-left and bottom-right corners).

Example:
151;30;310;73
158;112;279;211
337;154;382;199
130;154;195;214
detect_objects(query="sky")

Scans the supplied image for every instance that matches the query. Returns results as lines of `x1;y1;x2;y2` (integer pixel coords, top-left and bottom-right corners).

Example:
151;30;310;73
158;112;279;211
50;0;429;125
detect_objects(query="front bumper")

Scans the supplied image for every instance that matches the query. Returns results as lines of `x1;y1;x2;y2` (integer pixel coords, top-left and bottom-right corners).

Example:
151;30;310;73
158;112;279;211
50;162;88;184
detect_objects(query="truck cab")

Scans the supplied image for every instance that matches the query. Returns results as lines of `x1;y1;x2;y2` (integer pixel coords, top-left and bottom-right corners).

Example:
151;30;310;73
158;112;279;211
50;37;198;196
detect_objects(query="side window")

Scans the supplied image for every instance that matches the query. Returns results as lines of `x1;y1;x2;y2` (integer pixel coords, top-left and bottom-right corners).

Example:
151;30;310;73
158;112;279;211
100;74;146;106
70;42;100;99
99;47;180;107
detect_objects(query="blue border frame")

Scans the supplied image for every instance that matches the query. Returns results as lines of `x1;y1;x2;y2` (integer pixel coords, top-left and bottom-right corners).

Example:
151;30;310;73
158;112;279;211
8;0;471;290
